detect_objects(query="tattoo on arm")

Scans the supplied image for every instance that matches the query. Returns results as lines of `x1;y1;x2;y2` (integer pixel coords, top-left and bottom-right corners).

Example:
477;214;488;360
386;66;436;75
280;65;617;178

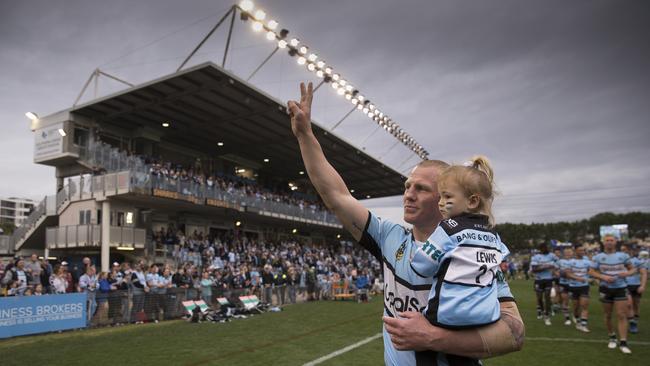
502;313;525;350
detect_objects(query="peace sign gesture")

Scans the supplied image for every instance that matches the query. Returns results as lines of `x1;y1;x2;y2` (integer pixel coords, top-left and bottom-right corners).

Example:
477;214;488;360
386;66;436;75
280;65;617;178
287;82;313;138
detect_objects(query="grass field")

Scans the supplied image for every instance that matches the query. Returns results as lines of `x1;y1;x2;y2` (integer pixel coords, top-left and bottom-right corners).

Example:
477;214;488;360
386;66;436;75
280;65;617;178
2;279;649;365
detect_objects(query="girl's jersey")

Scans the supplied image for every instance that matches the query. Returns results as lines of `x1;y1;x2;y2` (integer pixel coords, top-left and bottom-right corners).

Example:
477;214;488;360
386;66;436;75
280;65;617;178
557;258;572;285
625;257;647;286
568;257;593;287
591;252;631;289
410;213;509;329
530;253;558;280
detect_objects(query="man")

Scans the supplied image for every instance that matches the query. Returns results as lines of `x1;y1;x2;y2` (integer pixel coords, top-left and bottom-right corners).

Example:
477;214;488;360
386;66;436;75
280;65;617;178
531;243;557;325
25;253;42;287
565;245;593;332
287;82;523;365
621;244;647;334
78;265;98;325
589;235;636;354
557;247;574;325
2;258;31;295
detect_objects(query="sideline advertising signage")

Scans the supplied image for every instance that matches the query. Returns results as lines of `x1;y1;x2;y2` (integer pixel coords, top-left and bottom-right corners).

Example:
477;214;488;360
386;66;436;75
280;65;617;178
0;293;87;338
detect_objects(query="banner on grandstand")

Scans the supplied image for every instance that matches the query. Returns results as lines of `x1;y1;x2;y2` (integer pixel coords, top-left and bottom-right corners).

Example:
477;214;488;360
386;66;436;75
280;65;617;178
34;122;65;163
0;293;87;338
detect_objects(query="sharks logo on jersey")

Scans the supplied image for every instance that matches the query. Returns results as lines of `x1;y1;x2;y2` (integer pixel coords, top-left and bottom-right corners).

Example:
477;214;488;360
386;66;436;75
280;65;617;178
395;240;407;261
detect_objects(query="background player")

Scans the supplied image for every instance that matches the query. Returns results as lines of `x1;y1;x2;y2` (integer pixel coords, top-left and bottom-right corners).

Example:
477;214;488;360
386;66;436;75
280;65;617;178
531;243;558;325
621;244;647;334
557;247;574;325
566;245;593;332
589;235;637;354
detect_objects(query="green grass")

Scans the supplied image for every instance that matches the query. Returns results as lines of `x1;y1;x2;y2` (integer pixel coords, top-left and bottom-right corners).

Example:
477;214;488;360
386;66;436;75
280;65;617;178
2;280;649;365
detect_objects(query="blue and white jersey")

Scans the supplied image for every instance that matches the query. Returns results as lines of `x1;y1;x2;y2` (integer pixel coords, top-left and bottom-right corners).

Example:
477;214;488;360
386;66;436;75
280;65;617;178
530;253;558;280
557;258;572;285
625;257;647;286
591;252;631;289
410;213;508;329
359;211;515;366
568;258;593;287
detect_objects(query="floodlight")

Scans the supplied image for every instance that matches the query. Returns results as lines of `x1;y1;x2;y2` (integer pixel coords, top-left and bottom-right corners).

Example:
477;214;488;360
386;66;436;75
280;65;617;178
308;53;317;62
331;81;339;89
290;38;300;47
266;31;276;40
307;63;316;71
337;88;345;95
252;21;263;32
324;67;332;75
345;94;352;100
278;39;288;48
297;56;306;65
316;60;325;69
254;10;266;20
217;142;224;146
339;79;346;86
239;0;254;12
267;20;278;30
162;122;170;127
25;112;39;120
299;46;308;55
316;70;324;78
332;73;340;81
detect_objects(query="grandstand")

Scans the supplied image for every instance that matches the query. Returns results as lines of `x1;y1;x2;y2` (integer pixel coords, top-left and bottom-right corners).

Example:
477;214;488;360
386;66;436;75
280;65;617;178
1;61;406;271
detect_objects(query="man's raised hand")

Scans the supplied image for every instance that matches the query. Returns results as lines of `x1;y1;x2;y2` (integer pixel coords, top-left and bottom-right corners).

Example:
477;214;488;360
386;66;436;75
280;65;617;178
287;82;313;138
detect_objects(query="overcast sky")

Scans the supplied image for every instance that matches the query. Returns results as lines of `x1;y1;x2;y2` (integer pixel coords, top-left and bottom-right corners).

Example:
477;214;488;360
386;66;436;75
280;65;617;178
1;0;649;225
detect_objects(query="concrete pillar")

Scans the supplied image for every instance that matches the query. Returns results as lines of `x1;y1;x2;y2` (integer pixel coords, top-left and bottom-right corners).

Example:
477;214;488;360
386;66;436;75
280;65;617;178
101;200;111;272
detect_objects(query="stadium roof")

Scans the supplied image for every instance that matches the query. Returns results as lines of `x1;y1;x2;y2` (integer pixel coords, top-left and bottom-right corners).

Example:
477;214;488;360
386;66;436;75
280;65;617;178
71;62;407;199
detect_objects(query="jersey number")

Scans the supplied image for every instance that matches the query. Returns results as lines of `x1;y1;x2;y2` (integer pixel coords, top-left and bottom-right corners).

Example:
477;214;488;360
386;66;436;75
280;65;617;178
476;265;488;284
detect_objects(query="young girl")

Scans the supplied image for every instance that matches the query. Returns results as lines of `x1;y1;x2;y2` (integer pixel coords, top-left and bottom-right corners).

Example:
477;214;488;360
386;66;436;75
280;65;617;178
410;156;509;328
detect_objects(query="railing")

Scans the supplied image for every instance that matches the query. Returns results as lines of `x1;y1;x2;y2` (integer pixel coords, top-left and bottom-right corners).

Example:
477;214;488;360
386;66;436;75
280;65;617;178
46;225;145;250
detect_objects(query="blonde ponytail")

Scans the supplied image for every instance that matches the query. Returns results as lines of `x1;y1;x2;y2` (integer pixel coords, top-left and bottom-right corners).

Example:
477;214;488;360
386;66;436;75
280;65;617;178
470;155;494;186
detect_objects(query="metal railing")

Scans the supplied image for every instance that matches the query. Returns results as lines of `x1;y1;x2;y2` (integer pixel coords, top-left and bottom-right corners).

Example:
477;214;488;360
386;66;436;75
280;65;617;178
46;225;145;250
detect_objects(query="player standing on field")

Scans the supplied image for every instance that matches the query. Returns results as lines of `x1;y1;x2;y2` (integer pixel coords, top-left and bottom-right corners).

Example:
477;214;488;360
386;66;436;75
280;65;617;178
565;245;593;332
531;243;558;325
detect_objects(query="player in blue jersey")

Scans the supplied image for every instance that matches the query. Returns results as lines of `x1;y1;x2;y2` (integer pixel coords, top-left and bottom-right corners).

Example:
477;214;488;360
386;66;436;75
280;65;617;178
531;243;558;325
410;157;509;330
589;235;637;354
621;244;647;334
557;247;574;325
565;245;593;332
288;82;524;365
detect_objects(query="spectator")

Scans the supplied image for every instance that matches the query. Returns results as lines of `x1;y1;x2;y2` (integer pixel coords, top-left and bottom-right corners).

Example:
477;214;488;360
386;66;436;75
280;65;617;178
78;265;98;325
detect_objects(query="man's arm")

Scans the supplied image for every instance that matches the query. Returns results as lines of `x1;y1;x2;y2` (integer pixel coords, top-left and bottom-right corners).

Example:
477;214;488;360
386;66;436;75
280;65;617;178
287;82;368;241
383;301;524;359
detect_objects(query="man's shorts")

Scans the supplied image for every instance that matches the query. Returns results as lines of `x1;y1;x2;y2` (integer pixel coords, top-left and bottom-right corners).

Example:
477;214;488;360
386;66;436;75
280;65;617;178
569;286;590;299
535;279;554;293
628;285;643;298
559;283;571;293
599;286;628;303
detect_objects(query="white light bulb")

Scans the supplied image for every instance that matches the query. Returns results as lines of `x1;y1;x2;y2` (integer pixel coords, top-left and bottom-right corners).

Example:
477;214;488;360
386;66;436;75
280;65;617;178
339;79;346;86
369;104;375;110
299;46;308;55
290;38;300;47
357;104;363;110
254;10;266;20
345;85;353;92
358;95;365;101
239;0;254;12
266;31;276;40
331;81;339;89
316;60;325;68
307;63;316;71
332;73;340;81
362;107;369;113
324;67;332;75
278;39;287;48
337;88;345;95
316;70;324;78
351;98;358;104
252;21;263;32
345;94;352;100
267;20;278;30
308;53;317;62
297;57;306;65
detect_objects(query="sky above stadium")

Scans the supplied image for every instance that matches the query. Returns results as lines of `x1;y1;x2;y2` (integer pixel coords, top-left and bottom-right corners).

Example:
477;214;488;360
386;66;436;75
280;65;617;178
1;0;649;225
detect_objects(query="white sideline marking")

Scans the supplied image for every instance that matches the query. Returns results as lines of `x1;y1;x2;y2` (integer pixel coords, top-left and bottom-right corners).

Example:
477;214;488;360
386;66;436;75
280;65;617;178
527;337;650;345
303;333;383;366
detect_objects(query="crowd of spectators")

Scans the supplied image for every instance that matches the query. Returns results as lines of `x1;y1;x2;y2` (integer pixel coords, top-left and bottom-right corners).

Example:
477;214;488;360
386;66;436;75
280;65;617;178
1;232;382;326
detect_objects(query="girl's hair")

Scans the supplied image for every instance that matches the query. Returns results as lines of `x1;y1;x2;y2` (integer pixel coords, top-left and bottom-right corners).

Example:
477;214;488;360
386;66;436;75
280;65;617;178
438;155;496;226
